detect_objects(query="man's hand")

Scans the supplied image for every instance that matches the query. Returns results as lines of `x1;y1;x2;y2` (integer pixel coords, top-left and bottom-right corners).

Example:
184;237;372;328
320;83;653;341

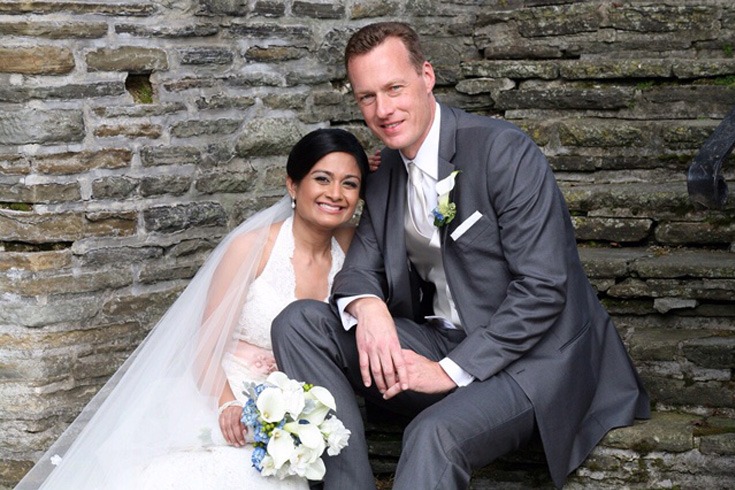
382;349;457;400
350;297;408;394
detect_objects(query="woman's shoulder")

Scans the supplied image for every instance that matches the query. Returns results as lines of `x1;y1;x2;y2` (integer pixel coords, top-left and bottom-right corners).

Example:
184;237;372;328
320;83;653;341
223;221;286;275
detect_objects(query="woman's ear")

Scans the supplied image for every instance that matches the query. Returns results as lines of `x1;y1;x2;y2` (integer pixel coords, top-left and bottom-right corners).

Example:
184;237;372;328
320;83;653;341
286;177;297;199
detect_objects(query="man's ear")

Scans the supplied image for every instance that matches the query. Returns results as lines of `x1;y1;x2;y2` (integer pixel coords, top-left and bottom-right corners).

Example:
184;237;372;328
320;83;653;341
422;61;436;93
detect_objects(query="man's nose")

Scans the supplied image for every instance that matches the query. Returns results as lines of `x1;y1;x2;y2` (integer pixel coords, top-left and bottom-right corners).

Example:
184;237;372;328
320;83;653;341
375;93;394;118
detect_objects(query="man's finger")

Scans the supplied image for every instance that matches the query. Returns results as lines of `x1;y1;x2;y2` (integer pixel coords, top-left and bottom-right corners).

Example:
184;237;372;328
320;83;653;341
358;349;372;388
392;349;409;390
382;381;404;400
380;351;397;389
371;352;387;392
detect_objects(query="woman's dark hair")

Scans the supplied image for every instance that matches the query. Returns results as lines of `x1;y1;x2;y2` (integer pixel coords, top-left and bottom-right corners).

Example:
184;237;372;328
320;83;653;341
286;128;370;197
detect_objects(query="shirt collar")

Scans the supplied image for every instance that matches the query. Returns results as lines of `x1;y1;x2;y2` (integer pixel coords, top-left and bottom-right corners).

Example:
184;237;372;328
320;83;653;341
401;102;441;180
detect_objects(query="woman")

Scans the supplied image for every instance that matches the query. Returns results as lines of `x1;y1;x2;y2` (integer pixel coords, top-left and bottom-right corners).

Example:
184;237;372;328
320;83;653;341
16;128;371;489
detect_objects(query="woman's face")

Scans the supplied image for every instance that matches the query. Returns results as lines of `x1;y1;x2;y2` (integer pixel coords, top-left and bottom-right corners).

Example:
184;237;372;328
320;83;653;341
287;151;362;231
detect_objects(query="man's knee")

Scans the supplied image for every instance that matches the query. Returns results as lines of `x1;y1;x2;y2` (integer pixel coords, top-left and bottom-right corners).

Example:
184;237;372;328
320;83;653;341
403;409;456;452
271;299;334;348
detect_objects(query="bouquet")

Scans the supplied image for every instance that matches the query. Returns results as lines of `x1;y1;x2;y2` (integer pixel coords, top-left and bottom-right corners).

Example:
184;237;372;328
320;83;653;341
240;371;351;481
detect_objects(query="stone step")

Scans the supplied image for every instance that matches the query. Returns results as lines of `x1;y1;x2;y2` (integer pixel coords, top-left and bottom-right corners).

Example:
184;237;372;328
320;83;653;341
577;245;735;413
368;411;735;489
559;182;735;247
578;246;735;300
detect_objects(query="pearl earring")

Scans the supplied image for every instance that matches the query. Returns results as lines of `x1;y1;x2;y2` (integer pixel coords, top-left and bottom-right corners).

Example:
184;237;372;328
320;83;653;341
291;198;296;209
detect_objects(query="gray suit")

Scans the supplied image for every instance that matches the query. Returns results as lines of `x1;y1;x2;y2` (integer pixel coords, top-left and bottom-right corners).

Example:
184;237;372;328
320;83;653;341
272;103;649;489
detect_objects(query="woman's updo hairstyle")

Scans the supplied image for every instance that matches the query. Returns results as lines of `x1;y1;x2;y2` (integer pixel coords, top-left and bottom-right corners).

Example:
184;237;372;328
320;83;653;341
286;128;370;197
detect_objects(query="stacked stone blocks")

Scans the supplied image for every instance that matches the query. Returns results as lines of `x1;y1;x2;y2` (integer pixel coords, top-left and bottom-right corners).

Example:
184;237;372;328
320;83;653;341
0;0;733;488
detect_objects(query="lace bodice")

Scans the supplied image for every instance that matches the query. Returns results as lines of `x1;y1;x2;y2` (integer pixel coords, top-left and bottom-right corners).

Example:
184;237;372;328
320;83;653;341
234;215;345;350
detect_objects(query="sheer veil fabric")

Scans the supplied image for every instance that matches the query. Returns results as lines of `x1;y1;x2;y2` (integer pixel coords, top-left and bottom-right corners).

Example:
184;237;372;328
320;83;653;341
17;196;293;489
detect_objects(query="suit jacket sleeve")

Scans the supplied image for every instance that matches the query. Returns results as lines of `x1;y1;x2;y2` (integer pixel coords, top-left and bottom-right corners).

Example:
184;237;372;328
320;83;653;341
331;202;389;302
447;125;574;381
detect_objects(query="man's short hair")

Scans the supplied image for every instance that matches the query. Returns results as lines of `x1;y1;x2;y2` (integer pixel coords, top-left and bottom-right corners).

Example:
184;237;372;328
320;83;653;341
344;22;426;75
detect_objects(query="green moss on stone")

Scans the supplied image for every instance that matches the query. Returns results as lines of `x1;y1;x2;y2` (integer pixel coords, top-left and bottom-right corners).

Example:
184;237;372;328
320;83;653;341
713;75;735;87
1;202;33;211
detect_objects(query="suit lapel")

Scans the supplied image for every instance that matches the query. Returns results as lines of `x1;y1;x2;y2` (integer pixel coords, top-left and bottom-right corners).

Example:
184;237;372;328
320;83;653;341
368;150;415;317
437;103;458;244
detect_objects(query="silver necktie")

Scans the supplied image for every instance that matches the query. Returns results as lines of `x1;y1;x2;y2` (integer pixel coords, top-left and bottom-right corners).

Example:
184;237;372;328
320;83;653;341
407;162;433;237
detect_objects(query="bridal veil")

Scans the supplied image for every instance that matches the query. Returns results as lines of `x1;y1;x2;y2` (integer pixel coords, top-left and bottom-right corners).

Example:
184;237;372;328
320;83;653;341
16;196;293;489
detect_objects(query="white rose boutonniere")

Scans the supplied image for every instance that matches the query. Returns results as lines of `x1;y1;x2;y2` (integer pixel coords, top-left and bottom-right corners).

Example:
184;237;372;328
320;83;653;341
432;170;460;227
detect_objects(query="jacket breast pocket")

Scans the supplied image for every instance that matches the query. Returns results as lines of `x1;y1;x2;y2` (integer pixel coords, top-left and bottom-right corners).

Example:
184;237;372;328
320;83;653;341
450;213;494;250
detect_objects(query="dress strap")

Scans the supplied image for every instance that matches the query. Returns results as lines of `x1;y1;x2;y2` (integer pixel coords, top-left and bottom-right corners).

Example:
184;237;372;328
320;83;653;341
260;214;346;301
259;215;297;302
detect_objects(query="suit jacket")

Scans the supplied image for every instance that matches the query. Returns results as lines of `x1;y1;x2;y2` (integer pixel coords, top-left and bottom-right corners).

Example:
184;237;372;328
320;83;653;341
333;103;649;487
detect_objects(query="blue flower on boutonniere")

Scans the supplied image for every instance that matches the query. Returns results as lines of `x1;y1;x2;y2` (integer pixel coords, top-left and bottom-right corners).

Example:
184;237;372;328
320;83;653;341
432;170;460;227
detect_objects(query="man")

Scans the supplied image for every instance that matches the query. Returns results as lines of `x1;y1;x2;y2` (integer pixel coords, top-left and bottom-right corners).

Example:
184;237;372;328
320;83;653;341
272;22;649;489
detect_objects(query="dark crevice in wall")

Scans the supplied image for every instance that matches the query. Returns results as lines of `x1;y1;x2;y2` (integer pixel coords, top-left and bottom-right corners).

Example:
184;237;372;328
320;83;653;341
0;202;34;211
125;73;154;104
1;241;73;252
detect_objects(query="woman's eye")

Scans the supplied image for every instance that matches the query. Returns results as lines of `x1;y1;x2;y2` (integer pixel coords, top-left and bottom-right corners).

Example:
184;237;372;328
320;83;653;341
315;175;329;183
343;181;359;189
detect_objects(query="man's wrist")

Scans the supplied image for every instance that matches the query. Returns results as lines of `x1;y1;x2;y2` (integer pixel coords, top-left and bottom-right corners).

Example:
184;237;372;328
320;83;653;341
348;296;384;318
336;294;380;330
438;357;475;387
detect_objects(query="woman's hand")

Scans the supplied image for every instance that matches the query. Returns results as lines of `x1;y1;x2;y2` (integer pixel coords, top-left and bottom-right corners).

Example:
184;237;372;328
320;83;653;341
368;150;381;172
219;403;247;447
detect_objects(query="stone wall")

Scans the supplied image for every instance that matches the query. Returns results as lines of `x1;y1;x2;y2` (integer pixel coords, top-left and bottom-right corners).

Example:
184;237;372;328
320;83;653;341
1;0;734;488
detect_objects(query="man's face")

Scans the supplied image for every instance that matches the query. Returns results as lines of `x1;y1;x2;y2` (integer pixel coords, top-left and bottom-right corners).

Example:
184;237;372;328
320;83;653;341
347;37;436;160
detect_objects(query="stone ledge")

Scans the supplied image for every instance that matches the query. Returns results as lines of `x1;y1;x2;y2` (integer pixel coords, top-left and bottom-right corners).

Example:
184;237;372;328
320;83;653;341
368;411;735;489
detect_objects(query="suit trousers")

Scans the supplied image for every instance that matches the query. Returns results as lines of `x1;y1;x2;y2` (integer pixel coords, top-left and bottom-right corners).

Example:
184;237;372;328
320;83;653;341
271;299;537;490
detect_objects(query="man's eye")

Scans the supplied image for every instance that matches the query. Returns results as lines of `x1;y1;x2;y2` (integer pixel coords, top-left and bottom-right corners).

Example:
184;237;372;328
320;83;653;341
359;95;375;105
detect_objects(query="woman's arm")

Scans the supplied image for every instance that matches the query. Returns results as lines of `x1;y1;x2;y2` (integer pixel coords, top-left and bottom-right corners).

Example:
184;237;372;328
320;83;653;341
218;382;246;447
198;224;280;445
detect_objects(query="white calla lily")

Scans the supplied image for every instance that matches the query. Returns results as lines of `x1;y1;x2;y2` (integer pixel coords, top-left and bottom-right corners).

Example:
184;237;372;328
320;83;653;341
246;373;351;481
256;387;287;423
284;421;326;453
435;170;459;196
303;457;326;481
288;444;322;478
300;400;331;425
260;454;277;477
307;386;336;411
265;371;291;388
267;428;296;469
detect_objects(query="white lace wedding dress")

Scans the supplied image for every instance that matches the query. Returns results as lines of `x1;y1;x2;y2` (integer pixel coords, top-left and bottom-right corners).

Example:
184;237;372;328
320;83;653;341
137;216;345;489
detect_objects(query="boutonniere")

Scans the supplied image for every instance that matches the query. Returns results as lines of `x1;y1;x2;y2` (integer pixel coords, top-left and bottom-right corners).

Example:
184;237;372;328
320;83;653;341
432;170;460;227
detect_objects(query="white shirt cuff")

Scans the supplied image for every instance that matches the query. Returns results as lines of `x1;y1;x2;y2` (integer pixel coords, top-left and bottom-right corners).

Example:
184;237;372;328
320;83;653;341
439;357;475;387
336;295;379;331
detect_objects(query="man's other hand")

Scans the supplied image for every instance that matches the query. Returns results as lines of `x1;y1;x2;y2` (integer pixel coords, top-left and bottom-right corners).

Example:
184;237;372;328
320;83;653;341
351;297;408;394
382;349;457;399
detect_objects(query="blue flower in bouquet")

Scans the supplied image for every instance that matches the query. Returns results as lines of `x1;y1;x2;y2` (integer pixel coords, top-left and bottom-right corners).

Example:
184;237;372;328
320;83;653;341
240;371;351;481
241;399;259;427
251;445;267;472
